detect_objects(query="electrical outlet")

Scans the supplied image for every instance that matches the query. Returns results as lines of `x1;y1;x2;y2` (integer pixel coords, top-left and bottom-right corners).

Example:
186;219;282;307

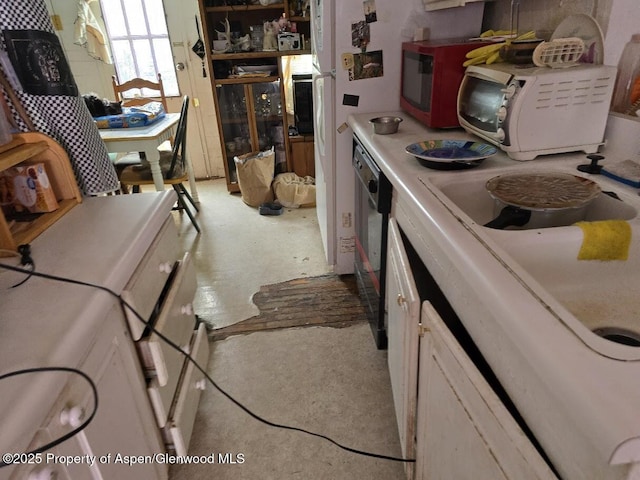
340;236;355;253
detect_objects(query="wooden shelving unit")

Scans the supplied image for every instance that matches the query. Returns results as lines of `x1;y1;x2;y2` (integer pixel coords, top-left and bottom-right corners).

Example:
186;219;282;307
198;0;311;193
0;133;82;253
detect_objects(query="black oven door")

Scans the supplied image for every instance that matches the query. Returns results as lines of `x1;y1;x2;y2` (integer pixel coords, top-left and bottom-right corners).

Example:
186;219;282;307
353;138;391;349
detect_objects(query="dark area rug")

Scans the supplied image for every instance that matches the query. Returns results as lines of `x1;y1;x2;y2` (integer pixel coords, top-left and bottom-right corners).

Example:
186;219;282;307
208;274;367;341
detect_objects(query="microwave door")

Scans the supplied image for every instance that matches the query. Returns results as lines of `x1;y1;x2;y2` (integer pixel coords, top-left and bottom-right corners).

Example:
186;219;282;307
402;51;433;111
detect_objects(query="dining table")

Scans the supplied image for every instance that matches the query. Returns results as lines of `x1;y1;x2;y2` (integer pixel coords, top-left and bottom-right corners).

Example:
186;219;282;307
99;112;199;202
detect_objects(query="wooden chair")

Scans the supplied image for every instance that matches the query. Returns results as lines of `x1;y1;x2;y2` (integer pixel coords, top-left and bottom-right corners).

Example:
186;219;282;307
119;95;200;233
110;73;169;191
111;73;168;112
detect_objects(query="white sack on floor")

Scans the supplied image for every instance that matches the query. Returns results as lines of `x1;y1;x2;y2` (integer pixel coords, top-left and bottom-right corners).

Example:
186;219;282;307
273;172;315;208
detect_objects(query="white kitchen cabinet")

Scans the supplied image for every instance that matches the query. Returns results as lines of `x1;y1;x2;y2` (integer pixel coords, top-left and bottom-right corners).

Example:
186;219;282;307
1;192;205;480
417;302;557;480
144;251;198;426
386;217;420;479
386;217;558;480
423;0;488;11
10;304;166;480
166;322;209;457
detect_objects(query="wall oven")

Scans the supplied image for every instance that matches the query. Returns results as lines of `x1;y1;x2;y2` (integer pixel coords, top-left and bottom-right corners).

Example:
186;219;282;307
353;135;392;349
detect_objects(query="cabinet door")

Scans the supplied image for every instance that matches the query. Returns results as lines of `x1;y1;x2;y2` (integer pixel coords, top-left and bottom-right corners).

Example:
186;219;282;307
217;84;251;185
423;0;465;10
21;307;167;480
250;79;287;173
216;79;288;187
416;302;558;480
386;218;421;471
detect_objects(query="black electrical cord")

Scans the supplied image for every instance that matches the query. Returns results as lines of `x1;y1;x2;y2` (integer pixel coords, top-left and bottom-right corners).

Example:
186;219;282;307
0;260;416;464
11;244;34;288
0;366;98;468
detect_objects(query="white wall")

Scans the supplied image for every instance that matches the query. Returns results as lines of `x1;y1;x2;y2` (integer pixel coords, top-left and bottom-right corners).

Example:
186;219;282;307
44;0;115;98
602;0;639;66
482;0;613;42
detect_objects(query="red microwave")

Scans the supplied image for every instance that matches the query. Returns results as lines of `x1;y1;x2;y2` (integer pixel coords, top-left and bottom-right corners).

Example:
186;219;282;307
400;38;491;129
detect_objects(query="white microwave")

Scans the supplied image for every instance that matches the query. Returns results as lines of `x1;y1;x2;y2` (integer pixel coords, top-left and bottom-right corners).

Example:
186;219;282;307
457;63;617;161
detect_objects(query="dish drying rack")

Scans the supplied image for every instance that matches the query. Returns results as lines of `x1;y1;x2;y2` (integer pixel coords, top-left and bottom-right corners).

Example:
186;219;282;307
533;37;585;68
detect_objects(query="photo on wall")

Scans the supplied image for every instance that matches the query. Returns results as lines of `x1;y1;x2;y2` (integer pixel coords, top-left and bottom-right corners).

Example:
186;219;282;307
351;20;370;50
364;0;377;23
348;50;383;81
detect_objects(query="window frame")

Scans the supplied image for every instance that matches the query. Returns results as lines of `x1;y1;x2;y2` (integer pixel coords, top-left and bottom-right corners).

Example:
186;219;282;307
99;0;179;97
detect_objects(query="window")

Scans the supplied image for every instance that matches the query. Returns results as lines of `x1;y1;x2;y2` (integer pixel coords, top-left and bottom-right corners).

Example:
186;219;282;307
100;0;179;96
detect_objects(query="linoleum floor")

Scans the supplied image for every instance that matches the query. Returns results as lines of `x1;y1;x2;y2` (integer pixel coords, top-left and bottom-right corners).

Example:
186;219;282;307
168;179;405;480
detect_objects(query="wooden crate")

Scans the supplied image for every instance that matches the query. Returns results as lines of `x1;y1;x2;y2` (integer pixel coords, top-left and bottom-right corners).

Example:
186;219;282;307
0;132;82;253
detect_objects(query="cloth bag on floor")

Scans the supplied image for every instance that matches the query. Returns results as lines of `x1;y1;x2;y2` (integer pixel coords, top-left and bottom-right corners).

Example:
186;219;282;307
273;172;315;208
234;147;275;207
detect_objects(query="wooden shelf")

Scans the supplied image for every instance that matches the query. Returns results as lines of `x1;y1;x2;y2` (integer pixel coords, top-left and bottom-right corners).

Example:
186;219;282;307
215;75;280;85
0;133;82;254
211;49;310;61
205;3;285;13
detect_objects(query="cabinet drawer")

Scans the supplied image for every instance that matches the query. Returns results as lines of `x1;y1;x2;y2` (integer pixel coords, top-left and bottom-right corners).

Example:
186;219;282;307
143;252;197;426
9;430;73;480
122;218;180;341
166;322;209;456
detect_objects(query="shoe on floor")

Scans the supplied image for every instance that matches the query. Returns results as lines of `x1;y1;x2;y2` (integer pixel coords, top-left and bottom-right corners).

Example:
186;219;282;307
259;202;284;216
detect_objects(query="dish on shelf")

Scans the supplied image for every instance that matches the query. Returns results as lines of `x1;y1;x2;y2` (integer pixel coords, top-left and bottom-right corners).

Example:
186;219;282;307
229;65;278;78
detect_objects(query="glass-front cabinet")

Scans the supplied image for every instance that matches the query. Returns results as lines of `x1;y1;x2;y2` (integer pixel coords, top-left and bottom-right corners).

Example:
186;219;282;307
215;78;288;190
197;0;312;193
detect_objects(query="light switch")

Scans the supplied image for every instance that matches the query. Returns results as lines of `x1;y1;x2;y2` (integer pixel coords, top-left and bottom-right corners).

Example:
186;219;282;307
50;14;63;31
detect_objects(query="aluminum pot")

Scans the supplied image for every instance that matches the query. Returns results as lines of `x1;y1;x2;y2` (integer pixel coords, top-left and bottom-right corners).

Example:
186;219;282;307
370;116;402;135
483;172;601;230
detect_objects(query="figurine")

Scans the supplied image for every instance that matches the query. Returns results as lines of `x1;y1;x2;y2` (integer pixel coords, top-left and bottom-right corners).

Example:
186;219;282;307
263;21;278;51
215;18;231;42
277;13;291;32
234;34;251;52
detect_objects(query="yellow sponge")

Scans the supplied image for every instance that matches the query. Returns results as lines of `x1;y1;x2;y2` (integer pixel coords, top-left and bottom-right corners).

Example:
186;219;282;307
576;220;632;261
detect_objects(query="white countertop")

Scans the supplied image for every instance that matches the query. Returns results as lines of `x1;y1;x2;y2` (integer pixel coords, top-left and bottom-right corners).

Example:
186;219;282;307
349;112;640;479
0;191;176;461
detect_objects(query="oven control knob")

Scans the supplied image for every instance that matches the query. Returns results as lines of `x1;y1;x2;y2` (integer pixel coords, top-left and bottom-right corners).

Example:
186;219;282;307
502;83;517;99
368;180;378;194
496;106;507;122
495;128;506;143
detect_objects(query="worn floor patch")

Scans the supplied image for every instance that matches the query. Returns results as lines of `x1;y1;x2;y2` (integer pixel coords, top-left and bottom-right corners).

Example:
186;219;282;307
208;274;366;340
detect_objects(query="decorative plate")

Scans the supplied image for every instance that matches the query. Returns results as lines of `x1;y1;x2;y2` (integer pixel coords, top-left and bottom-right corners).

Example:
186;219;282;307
405;140;498;163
